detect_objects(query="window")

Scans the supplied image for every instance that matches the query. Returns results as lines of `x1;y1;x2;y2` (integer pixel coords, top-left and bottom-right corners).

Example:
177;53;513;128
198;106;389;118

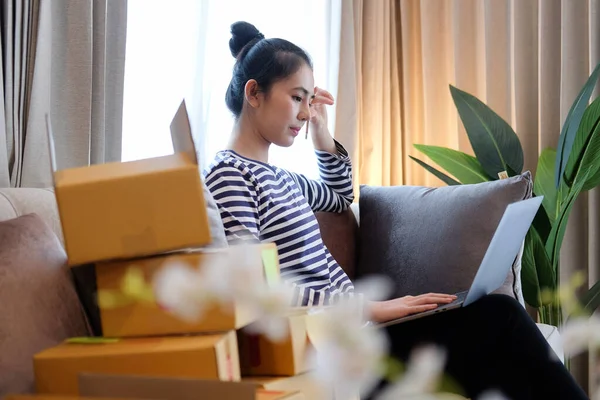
122;0;341;179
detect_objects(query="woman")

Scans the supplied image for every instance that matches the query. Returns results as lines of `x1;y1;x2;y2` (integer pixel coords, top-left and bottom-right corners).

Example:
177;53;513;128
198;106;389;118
203;21;588;400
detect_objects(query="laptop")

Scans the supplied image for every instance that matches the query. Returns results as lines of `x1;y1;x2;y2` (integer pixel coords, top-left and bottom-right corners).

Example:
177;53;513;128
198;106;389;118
376;195;543;328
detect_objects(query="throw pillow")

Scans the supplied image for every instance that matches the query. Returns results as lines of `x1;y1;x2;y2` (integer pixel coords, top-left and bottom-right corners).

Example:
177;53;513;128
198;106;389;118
0;214;90;397
356;172;532;304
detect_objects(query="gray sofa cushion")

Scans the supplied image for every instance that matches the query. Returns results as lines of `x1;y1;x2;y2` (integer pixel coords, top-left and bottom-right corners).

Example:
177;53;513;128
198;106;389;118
356;172;532;304
0;214;90;396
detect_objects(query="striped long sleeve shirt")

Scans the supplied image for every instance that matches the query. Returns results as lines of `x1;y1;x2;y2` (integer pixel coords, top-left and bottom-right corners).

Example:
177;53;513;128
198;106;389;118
203;141;356;307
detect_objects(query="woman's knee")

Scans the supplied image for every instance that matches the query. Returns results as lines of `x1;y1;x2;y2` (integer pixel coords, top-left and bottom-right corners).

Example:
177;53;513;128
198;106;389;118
479;293;522;307
468;294;526;319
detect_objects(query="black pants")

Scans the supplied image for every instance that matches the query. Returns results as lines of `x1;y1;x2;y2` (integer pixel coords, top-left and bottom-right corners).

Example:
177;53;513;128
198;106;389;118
375;294;588;400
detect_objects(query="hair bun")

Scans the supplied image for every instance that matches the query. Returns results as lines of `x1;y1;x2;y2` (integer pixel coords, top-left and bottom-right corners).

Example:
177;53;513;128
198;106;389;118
229;21;264;58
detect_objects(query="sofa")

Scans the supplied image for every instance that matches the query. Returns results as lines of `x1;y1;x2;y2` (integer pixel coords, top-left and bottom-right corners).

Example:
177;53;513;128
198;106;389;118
0;176;564;398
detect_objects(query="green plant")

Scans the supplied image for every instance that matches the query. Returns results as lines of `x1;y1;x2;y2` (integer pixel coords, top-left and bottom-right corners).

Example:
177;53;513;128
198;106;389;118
410;63;600;326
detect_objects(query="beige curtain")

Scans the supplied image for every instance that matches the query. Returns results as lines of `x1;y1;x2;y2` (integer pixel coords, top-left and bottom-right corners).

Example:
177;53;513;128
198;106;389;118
0;0;127;188
336;0;599;394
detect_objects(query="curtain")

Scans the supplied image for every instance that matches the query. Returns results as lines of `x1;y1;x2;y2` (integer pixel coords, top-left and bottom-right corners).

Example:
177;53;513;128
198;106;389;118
0;0;127;188
336;0;599;394
335;0;404;192
0;0;41;187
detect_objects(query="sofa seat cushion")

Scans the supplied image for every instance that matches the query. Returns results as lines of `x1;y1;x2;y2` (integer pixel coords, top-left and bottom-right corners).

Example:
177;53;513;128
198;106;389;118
356;172;533;304
537;323;564;364
0;214;90;397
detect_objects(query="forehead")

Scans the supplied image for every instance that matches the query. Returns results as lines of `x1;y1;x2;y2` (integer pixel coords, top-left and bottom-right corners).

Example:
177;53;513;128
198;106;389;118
275;63;314;92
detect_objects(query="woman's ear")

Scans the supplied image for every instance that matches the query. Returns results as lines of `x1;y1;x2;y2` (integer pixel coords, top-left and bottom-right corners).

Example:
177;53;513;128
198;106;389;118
244;79;262;109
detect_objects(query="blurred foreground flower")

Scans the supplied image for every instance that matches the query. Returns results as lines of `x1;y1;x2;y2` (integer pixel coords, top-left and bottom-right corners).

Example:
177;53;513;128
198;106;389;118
559;315;600;358
376;345;447;400
97;266;155;309
241;282;295;341
153;262;218;322
554;275;600;400
305;276;394;399
152;245;296;341
307;299;389;399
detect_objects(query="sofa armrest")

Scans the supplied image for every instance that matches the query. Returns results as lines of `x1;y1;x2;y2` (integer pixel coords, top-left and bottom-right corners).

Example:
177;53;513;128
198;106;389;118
537;323;564;364
314;208;359;280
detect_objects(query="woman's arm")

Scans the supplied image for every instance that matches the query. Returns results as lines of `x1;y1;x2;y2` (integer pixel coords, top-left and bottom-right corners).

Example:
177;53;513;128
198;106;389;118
204;159;356;308
288;141;354;213
288;86;354;212
289;271;362;308
203;161;261;245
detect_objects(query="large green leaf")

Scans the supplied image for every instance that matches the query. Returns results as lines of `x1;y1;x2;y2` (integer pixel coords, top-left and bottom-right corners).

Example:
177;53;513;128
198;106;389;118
522;225;555;308
522;232;542;308
413;144;491;184
554;62;600;188
531;205;552;248
564;96;600;190
580;280;600;315
534;149;558;222
545;170;590;267
409;156;461;186
449;85;524;178
530;226;555;293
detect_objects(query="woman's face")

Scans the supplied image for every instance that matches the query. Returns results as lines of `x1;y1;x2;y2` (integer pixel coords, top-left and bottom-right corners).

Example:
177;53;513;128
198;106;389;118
249;63;315;147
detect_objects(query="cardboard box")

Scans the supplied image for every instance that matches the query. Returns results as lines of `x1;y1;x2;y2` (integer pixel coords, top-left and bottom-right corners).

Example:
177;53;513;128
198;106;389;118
97;244;279;337
34;332;240;396
257;390;304;400
4;397;136;400
45;101;211;267
238;313;312;376
244;373;330;400
77;374;303;400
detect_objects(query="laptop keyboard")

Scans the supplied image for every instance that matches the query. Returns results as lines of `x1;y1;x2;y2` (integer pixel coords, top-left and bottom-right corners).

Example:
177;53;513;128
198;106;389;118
441;290;468;309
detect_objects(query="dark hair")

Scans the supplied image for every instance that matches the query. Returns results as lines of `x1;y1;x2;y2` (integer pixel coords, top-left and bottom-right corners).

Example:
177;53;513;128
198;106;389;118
225;21;313;118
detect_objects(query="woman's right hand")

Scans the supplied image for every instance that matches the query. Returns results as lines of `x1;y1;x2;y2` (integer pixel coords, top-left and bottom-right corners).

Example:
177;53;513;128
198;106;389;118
368;293;457;323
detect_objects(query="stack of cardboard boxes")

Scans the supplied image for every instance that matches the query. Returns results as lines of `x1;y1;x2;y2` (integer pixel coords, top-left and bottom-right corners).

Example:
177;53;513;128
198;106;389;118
26;102;326;400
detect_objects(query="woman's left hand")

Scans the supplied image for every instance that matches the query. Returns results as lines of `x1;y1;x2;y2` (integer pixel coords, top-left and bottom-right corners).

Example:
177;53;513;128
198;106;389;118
308;87;335;138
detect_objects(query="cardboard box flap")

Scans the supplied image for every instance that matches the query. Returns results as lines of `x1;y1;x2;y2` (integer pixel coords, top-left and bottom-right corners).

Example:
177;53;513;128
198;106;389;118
53;154;195;186
170;100;198;165
79;374;256;400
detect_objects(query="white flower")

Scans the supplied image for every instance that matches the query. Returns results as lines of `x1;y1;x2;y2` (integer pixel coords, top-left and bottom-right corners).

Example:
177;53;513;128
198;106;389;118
153;262;215;322
354;275;394;302
376;345;447;400
242;282;296;342
197;245;264;303
307;296;389;400
560;315;600;357
152;245;296;341
301;276;397;398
